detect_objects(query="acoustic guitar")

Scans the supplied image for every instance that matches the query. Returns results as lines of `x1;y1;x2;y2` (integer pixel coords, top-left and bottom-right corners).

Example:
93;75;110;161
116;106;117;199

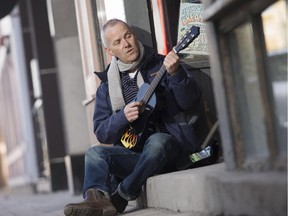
121;25;200;148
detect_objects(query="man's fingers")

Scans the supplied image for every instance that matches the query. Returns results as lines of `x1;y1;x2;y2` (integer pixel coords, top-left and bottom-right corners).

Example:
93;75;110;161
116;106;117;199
130;101;142;108
164;51;180;74
124;102;142;122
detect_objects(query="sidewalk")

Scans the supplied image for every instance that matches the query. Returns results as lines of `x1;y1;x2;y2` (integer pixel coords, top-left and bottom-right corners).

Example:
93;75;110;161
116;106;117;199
0;190;191;216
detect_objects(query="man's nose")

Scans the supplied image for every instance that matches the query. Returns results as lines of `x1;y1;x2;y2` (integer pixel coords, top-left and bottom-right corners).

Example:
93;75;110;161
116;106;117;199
122;39;130;47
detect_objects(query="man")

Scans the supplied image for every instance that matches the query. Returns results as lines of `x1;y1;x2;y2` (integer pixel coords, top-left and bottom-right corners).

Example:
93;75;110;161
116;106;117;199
64;19;201;216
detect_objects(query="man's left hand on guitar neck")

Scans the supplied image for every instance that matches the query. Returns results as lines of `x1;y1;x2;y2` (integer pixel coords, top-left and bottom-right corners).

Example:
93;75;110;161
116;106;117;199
163;50;180;76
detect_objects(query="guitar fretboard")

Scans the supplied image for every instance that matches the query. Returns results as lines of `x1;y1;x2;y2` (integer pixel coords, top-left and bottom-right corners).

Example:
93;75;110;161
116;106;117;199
139;25;200;105
141;65;166;104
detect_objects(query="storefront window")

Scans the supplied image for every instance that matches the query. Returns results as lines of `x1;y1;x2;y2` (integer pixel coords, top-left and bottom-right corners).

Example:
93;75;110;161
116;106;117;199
202;0;286;170
262;0;287;155
93;0;126;65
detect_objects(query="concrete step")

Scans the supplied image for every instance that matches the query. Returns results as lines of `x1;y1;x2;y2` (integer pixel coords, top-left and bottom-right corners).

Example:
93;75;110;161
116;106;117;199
124;205;195;216
144;163;287;216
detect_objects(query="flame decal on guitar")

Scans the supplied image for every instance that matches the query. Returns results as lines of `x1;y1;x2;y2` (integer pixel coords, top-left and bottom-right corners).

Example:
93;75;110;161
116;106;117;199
121;25;200;149
121;127;138;148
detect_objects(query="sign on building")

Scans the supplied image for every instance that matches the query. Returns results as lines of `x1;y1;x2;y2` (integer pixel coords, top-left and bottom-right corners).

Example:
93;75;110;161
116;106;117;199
177;1;209;56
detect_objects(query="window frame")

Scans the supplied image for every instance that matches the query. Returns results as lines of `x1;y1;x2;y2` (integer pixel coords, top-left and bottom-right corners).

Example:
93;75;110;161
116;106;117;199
203;0;282;170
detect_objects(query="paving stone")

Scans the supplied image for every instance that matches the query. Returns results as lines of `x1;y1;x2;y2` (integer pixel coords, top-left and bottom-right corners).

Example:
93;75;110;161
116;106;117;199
0;190;188;216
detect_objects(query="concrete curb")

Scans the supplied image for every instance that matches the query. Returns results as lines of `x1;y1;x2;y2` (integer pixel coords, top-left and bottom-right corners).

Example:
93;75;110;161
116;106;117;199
146;163;287;216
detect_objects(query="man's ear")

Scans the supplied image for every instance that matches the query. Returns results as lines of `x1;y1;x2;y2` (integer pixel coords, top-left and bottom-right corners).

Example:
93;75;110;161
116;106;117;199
105;47;114;56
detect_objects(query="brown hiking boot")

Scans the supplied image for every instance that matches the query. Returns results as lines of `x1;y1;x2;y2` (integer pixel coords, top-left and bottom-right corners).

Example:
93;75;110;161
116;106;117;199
64;189;117;216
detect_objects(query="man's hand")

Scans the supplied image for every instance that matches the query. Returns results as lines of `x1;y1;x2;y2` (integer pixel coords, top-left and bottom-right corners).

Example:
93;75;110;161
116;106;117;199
164;50;180;75
124;101;142;122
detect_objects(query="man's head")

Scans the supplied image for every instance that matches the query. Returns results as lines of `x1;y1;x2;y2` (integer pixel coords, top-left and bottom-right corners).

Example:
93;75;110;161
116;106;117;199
101;19;140;64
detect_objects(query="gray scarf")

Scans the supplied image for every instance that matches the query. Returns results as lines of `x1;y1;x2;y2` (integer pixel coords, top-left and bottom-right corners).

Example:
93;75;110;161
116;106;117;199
108;41;145;112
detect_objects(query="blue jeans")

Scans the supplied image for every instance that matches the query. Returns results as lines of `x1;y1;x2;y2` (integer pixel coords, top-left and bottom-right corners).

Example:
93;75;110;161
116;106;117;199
83;133;180;200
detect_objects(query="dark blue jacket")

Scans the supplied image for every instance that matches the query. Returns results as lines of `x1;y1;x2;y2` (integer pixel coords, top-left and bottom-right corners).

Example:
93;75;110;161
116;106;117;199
93;45;201;154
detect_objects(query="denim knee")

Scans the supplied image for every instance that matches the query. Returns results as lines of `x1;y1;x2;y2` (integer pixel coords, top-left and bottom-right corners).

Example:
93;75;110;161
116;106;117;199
85;146;97;160
85;146;108;166
87;145;110;157
144;133;178;159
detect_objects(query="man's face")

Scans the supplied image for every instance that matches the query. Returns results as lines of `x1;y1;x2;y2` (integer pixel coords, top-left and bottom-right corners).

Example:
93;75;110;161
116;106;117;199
104;22;140;64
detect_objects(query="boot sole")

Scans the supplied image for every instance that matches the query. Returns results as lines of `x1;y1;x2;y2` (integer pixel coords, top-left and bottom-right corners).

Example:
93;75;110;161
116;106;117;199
64;206;117;216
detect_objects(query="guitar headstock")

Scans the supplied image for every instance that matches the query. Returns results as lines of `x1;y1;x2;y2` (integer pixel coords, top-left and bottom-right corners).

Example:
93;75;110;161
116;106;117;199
173;26;200;54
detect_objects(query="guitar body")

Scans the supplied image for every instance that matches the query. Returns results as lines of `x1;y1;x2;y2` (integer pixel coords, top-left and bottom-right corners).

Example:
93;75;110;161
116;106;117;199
132;83;156;135
120;83;156;149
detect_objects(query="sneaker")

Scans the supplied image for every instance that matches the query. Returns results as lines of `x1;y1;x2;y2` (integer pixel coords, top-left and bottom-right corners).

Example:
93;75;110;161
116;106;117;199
111;190;128;213
64;189;117;216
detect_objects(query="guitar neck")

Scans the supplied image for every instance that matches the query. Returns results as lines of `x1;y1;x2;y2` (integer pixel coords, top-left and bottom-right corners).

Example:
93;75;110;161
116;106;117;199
141;65;166;104
139;25;200;105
